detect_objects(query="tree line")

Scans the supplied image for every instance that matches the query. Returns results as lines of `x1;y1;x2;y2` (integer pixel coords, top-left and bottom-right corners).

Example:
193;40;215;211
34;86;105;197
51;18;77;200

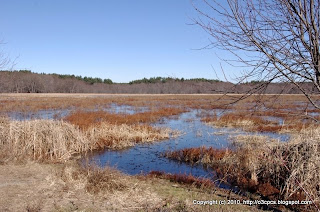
0;70;315;94
128;77;221;84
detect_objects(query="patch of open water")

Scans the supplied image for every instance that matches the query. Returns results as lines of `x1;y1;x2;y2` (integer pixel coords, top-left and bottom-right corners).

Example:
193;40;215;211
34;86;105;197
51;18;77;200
88;110;289;187
5;104;148;120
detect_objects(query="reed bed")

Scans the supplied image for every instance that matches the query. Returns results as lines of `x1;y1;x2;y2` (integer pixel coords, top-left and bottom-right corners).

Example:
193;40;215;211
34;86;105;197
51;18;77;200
0;117;175;162
0;117;90;161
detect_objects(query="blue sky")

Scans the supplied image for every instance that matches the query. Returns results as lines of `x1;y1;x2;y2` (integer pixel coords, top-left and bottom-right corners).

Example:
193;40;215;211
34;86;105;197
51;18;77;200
0;0;235;83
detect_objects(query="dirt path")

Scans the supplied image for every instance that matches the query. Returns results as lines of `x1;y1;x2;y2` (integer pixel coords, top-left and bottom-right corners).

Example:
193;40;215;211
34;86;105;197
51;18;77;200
0;162;164;212
0;162;72;211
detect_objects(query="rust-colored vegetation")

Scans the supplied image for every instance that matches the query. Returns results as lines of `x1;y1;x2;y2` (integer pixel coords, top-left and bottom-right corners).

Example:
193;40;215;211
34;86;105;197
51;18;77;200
147;171;216;190
64;107;187;129
165;147;231;165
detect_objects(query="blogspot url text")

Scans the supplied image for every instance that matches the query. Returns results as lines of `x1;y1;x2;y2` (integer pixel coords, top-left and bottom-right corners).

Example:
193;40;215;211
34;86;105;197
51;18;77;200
193;199;312;206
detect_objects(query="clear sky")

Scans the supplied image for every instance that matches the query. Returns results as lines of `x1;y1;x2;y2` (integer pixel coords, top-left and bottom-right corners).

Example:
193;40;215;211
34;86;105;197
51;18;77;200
0;0;235;83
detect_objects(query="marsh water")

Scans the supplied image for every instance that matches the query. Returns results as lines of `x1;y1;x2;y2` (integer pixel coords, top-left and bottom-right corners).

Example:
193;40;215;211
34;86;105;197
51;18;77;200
87;109;289;186
7;105;289;187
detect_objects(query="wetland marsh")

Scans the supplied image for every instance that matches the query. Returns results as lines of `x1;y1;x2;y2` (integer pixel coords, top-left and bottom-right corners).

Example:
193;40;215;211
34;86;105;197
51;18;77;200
1;93;319;211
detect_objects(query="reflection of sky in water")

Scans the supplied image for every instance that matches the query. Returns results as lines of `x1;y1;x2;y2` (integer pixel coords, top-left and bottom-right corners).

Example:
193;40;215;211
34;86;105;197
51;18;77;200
89;110;289;185
5;104;148;120
5;109;72;120
103;103;149;114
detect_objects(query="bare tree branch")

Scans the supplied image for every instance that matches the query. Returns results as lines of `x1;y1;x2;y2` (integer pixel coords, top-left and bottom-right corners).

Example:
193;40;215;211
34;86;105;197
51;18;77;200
193;0;320;111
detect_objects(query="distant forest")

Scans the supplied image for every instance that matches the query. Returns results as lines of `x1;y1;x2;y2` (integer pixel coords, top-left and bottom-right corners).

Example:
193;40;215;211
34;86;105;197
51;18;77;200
0;70;314;94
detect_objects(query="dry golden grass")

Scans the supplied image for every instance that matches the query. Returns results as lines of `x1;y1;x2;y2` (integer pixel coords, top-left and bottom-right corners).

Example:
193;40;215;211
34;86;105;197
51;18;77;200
4;94;315;211
0;117;90;162
0;117;176;162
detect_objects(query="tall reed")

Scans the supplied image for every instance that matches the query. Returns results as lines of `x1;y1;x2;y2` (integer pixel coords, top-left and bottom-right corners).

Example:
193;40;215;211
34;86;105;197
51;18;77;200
0;117;175;162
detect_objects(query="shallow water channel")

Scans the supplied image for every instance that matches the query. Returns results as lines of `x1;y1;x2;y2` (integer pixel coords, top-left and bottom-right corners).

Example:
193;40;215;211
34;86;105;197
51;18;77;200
88;109;289;187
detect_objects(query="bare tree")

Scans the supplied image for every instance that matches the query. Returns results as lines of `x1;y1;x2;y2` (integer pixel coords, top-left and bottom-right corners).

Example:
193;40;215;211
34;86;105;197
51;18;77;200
193;0;320;108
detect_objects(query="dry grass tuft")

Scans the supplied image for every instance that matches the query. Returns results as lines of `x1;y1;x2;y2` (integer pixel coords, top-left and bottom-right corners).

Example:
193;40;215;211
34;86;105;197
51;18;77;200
85;166;127;194
273;128;320;202
60;162;128;194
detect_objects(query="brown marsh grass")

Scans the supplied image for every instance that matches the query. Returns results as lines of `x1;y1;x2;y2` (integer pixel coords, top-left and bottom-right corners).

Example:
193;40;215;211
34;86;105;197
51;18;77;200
2;93;318;113
61;162;129;194
0;117;175;162
0;117;90;162
64;107;187;129
1;94;319;134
